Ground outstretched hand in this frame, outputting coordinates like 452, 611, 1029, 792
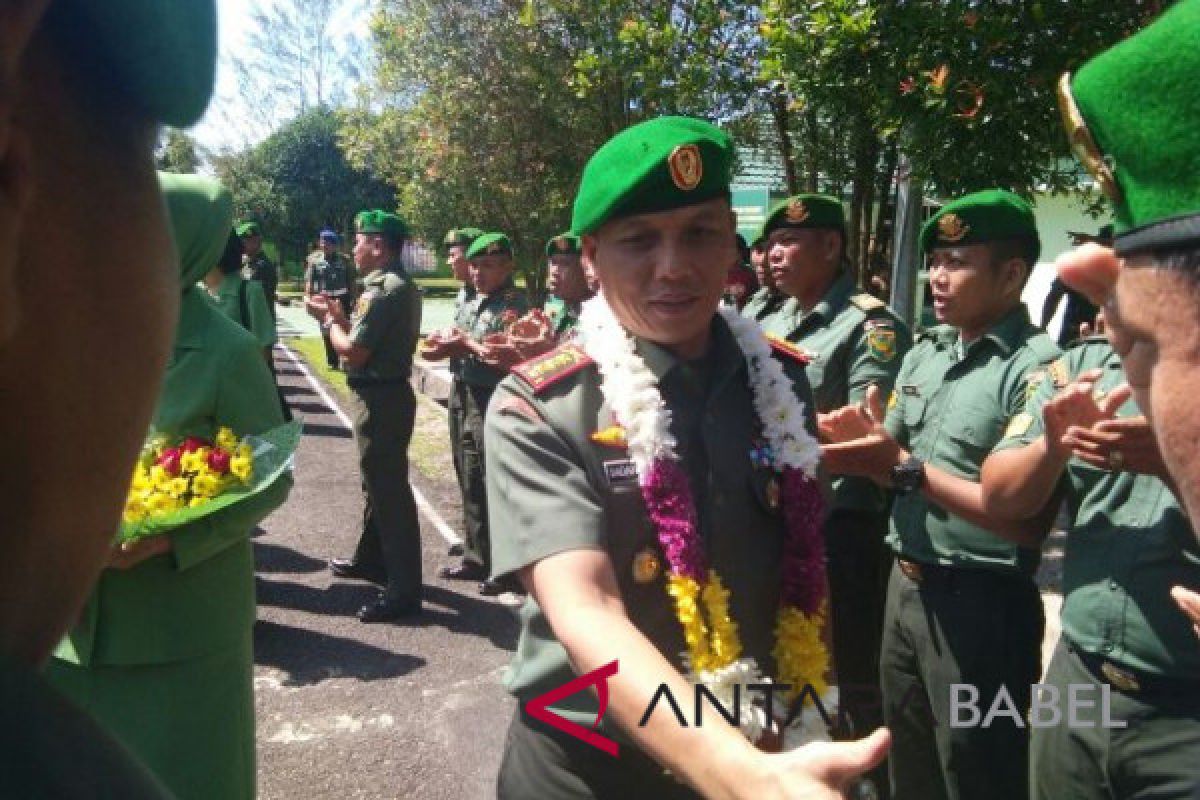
750, 728, 892, 800
820, 386, 902, 484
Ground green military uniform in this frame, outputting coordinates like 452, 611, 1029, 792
308, 250, 355, 368
542, 294, 580, 338
881, 306, 1058, 800
237, 220, 277, 321
742, 286, 787, 323
458, 256, 529, 573
208, 271, 277, 349
48, 174, 291, 800
877, 190, 1059, 800
488, 321, 816, 798
444, 227, 483, 513
764, 275, 911, 759
343, 211, 424, 607
994, 338, 1200, 799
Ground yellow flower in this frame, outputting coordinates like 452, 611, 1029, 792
216, 427, 239, 451
667, 574, 714, 672
163, 476, 190, 499
189, 496, 209, 508
701, 571, 743, 670
773, 604, 830, 700
131, 465, 152, 493
146, 493, 180, 515
123, 498, 147, 524
180, 446, 211, 475
191, 472, 223, 499
230, 451, 253, 483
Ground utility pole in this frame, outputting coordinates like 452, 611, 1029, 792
889, 153, 923, 329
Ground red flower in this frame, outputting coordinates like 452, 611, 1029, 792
207, 448, 232, 475
156, 448, 182, 476
899, 76, 917, 95
181, 436, 211, 453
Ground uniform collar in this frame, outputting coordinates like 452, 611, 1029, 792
635, 314, 742, 388
809, 271, 855, 321
965, 304, 1032, 357
479, 276, 517, 305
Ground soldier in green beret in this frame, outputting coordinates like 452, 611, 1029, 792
425, 226, 483, 557
486, 116, 889, 799
541, 232, 592, 337
311, 210, 424, 621
237, 220, 278, 321
821, 189, 1060, 800
759, 193, 911, 772
49, 174, 293, 800
0, 1, 217, 795
430, 232, 529, 594
979, 333, 1200, 800
742, 227, 787, 323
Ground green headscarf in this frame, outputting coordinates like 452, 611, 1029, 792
158, 172, 234, 288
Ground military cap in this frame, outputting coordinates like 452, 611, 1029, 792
356, 210, 409, 239
920, 189, 1040, 262
467, 233, 513, 260
67, 0, 217, 127
762, 194, 846, 238
1058, 0, 1200, 256
571, 116, 734, 235
545, 233, 581, 257
444, 227, 483, 248
235, 221, 261, 237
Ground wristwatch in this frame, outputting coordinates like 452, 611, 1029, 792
890, 456, 925, 494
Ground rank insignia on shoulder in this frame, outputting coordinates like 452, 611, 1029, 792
867, 327, 897, 363
590, 425, 628, 449
355, 292, 375, 318
1048, 359, 1070, 389
766, 335, 811, 364
851, 293, 886, 313
511, 343, 594, 393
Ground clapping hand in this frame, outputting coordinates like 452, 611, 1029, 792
508, 310, 556, 360
304, 293, 330, 320
820, 385, 903, 484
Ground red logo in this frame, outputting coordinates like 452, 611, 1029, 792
524, 660, 620, 757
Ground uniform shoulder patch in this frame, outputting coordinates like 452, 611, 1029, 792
1047, 359, 1070, 389
766, 335, 811, 365
866, 325, 898, 363
849, 293, 885, 313
510, 343, 595, 393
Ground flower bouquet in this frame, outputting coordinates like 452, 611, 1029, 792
119, 420, 301, 542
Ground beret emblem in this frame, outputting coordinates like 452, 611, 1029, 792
667, 144, 704, 191
555, 237, 570, 252
1057, 73, 1122, 205
785, 200, 810, 224
937, 213, 970, 243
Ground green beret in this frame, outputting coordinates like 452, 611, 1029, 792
920, 189, 1040, 262
1060, 0, 1200, 256
444, 227, 483, 248
66, 0, 217, 127
545, 233, 581, 257
466, 233, 513, 260
571, 116, 734, 235
761, 194, 845, 239
356, 210, 409, 239
236, 221, 261, 237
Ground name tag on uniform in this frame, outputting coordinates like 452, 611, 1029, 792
901, 384, 921, 397
604, 459, 638, 486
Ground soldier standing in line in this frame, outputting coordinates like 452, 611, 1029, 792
314, 211, 424, 622
821, 190, 1061, 800
306, 228, 355, 369
742, 228, 787, 323
237, 220, 277, 321
430, 233, 529, 595
757, 193, 911, 790
979, 335, 1200, 799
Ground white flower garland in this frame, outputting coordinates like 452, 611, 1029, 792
576, 295, 831, 745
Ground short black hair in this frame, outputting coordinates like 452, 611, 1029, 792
218, 229, 244, 275
988, 235, 1040, 286
1149, 244, 1200, 277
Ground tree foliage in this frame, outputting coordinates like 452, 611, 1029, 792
155, 129, 202, 174
214, 108, 394, 274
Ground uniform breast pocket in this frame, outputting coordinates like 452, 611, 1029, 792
944, 406, 1003, 465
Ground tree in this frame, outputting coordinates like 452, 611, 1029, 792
155, 129, 202, 174
230, 0, 369, 138
214, 108, 395, 276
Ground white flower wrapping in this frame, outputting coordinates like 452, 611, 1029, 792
576, 295, 833, 746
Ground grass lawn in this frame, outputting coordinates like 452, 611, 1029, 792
288, 337, 349, 399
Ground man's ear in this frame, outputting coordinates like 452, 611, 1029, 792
1002, 257, 1029, 300
0, 0, 51, 345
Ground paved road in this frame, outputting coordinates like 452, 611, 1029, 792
254, 343, 517, 800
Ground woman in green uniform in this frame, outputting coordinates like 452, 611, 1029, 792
203, 230, 277, 359
46, 173, 293, 800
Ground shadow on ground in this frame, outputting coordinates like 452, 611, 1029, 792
254, 618, 425, 686
255, 540, 327, 574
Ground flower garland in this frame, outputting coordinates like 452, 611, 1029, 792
577, 295, 834, 747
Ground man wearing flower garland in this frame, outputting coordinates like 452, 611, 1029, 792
429, 232, 529, 595
486, 116, 890, 800
759, 193, 911, 790
821, 190, 1060, 800
0, 0, 217, 795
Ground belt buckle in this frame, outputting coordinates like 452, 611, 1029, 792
898, 559, 923, 583
1100, 661, 1141, 692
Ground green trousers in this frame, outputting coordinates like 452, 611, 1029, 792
880, 559, 1043, 800
448, 377, 467, 498
460, 382, 493, 570
349, 383, 422, 604
1031, 639, 1200, 799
